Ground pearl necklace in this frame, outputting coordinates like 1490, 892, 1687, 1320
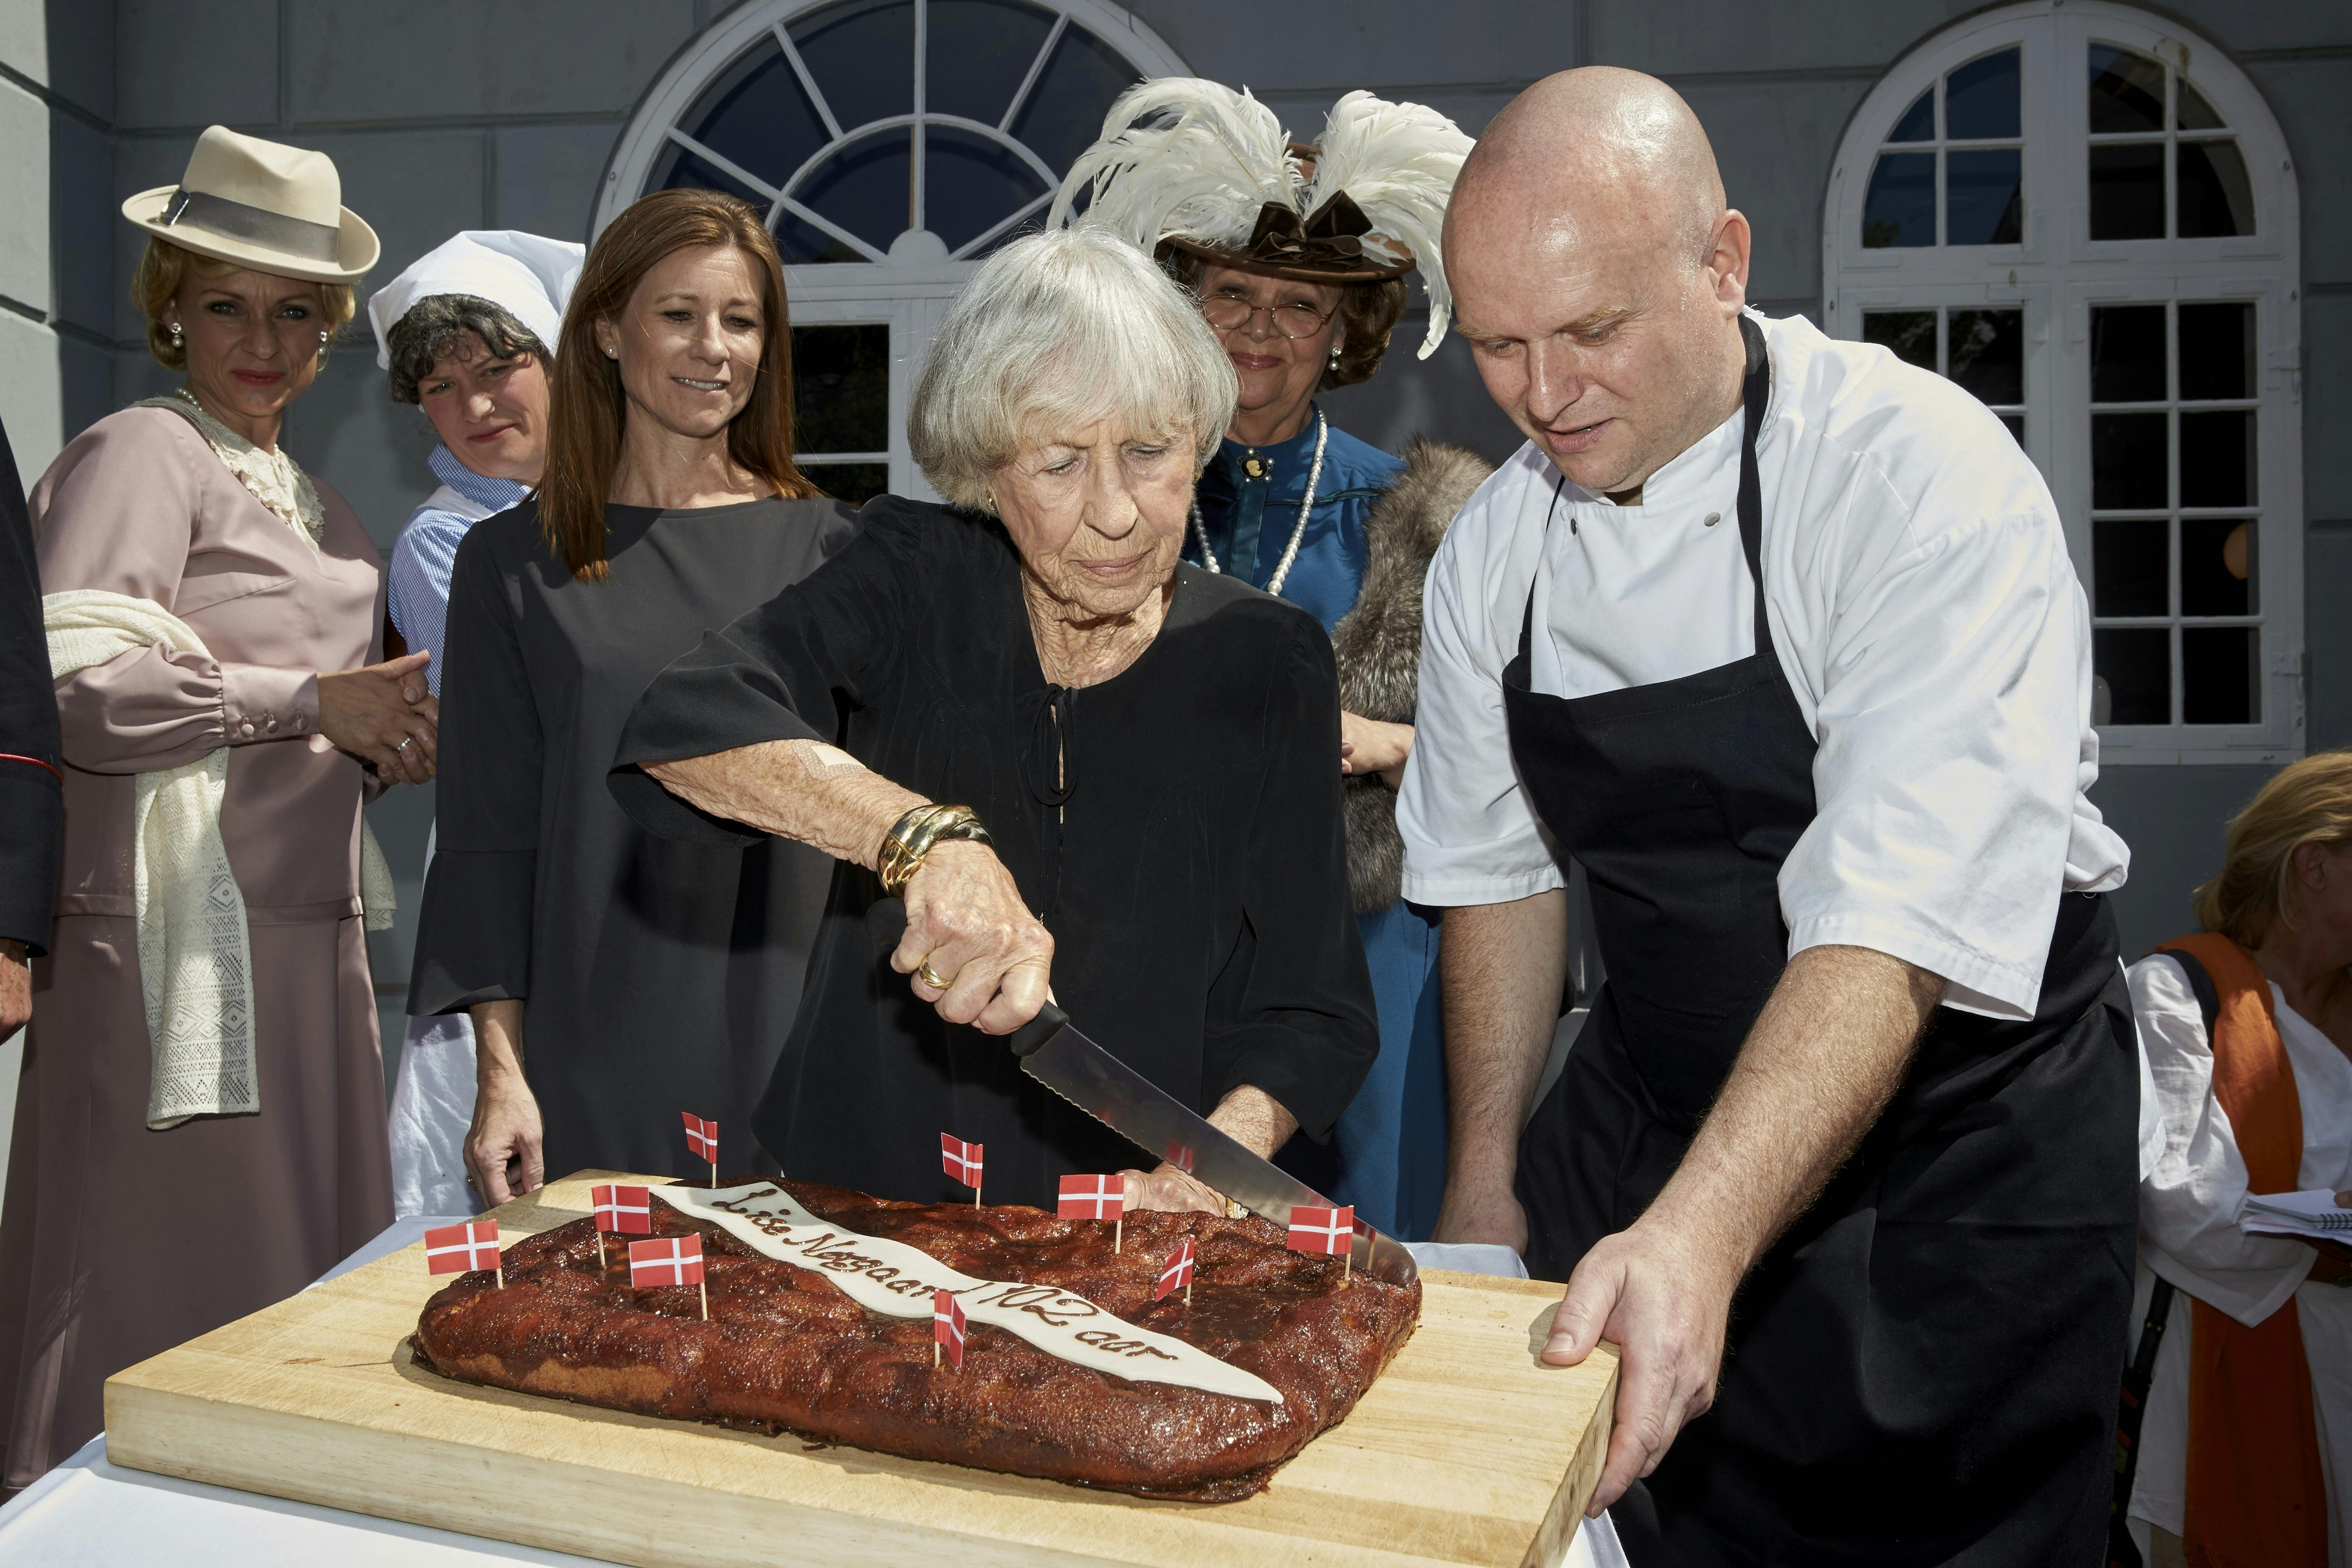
1190, 407, 1329, 600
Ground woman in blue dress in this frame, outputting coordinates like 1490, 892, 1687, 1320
1052, 82, 1490, 1238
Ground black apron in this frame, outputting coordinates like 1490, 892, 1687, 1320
1506, 318, 2139, 1566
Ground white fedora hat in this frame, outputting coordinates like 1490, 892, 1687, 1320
121, 125, 380, 284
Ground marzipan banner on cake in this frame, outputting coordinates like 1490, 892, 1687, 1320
652, 1182, 1283, 1404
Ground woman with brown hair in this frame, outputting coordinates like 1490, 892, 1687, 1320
2123, 749, 2352, 1567
408, 188, 856, 1201
1, 126, 413, 1488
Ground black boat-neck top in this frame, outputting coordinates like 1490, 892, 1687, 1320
611, 495, 1377, 1208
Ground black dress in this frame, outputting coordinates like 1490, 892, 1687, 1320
609, 496, 1378, 1209
411, 495, 858, 1182
0, 416, 61, 956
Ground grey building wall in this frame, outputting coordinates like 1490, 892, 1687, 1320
1, 0, 2345, 1099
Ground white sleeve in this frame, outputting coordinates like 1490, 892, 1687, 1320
2130, 955, 2312, 1328
1396, 501, 1563, 907
1778, 469, 2090, 1018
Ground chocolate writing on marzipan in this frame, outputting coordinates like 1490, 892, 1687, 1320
659, 1180, 1283, 1401
712, 1190, 1181, 1363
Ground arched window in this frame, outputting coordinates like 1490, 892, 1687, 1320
599, 0, 1188, 501
1824, 1, 2303, 764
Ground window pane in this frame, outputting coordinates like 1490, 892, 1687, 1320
2177, 139, 2254, 238
1008, 25, 1142, 179
2176, 79, 2225, 132
2000, 413, 2025, 449
2089, 143, 2165, 240
795, 130, 912, 251
2092, 412, 2169, 509
680, 40, 828, 189
2178, 303, 2254, 402
2094, 628, 2171, 724
2182, 627, 2258, 724
789, 0, 916, 130
791, 324, 889, 454
803, 460, 890, 506
2093, 519, 2169, 616
1862, 152, 1936, 248
655, 141, 774, 206
1887, 87, 1934, 143
1862, 309, 1936, 370
1945, 48, 2021, 139
1946, 149, 2022, 244
1948, 309, 2023, 404
2088, 44, 2166, 134
773, 208, 868, 265
2090, 306, 2166, 403
2180, 518, 2256, 616
925, 125, 1048, 253
926, 0, 1056, 127
2179, 410, 2255, 507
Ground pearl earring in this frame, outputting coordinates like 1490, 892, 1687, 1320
167, 322, 184, 348
318, 329, 329, 345
1328, 342, 1343, 368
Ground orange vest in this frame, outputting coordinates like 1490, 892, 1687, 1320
2157, 933, 2328, 1568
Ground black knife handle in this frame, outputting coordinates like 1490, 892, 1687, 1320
1006, 1000, 1068, 1058
866, 898, 1067, 1056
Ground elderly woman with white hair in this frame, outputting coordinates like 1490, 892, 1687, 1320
610, 226, 1378, 1209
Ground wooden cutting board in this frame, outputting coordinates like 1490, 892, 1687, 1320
105, 1171, 1617, 1568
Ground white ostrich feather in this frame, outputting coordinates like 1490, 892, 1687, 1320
1048, 78, 1302, 254
1307, 91, 1475, 358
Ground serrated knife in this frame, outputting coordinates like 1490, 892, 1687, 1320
1008, 999, 1417, 1287
868, 900, 1416, 1288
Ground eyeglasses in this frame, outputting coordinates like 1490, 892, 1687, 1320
1200, 291, 1336, 340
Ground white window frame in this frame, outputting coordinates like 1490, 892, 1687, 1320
595, 0, 1190, 501
1823, 0, 2304, 764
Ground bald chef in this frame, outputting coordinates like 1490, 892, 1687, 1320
1402, 68, 2162, 1566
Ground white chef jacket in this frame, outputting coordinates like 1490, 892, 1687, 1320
2126, 955, 2352, 1562
1398, 309, 2130, 1023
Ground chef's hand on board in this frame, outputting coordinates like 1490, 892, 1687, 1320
893, 840, 1054, 1035
1540, 1219, 1739, 1516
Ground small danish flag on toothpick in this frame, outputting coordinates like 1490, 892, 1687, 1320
590, 1182, 651, 1268
681, 1112, 718, 1185
1156, 1236, 1197, 1306
628, 1232, 708, 1319
934, 1287, 968, 1368
1288, 1204, 1356, 1282
1057, 1173, 1127, 1251
941, 1133, 984, 1205
425, 1220, 503, 1287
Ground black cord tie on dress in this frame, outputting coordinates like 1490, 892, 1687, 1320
1024, 684, 1078, 807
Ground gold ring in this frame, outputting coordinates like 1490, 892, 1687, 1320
916, 960, 951, 990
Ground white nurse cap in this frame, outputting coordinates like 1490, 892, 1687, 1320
367, 229, 586, 370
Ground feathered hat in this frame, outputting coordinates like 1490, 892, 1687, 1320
1048, 79, 1475, 359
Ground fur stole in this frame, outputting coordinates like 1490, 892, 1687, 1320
1331, 438, 1494, 912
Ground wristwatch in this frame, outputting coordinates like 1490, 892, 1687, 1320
877, 804, 994, 897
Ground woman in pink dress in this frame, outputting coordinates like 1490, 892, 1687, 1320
0, 127, 428, 1490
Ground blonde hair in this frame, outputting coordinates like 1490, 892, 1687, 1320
132, 236, 358, 370
2195, 749, 2352, 946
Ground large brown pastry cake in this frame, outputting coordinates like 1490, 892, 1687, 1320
411, 1178, 1419, 1502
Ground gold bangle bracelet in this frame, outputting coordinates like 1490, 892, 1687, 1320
877, 803, 994, 897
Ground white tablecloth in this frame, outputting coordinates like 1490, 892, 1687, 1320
0, 1221, 1626, 1567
